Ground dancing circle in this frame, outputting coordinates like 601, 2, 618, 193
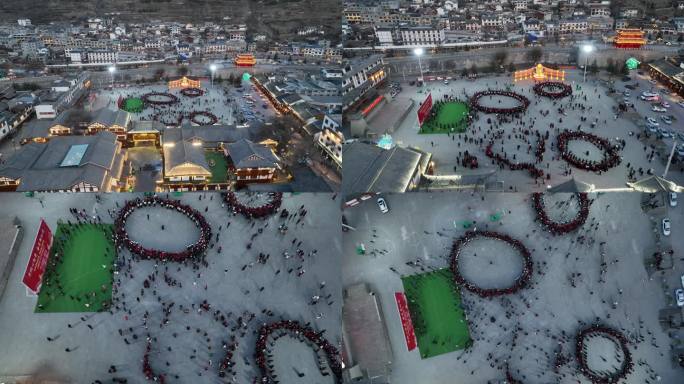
156, 113, 183, 127
556, 130, 621, 173
449, 231, 533, 297
113, 196, 212, 262
189, 110, 219, 125
531, 193, 590, 235
224, 192, 283, 219
470, 90, 530, 115
142, 92, 179, 106
485, 131, 545, 179
533, 81, 572, 99
255, 320, 343, 383
181, 87, 204, 98
575, 325, 633, 384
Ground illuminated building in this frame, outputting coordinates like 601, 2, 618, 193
514, 64, 566, 82
234, 54, 256, 67
613, 29, 646, 49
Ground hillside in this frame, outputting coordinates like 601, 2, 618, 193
0, 0, 340, 43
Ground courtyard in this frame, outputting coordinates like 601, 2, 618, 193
375, 70, 684, 191
342, 191, 684, 383
0, 192, 342, 383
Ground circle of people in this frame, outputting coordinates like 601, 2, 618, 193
532, 192, 591, 235
113, 196, 212, 262
449, 230, 534, 298
575, 325, 633, 384
557, 130, 622, 173
224, 192, 284, 219
533, 81, 573, 100
469, 90, 531, 115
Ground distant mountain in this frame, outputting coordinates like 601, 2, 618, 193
0, 0, 340, 42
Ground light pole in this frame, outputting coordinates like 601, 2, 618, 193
108, 66, 116, 87
582, 44, 594, 83
414, 47, 425, 83
210, 64, 217, 88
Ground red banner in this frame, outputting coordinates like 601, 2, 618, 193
395, 292, 417, 351
22, 219, 53, 293
417, 93, 433, 126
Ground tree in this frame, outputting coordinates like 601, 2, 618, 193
589, 59, 599, 75
176, 66, 189, 77
507, 62, 516, 73
620, 63, 630, 76
493, 50, 508, 69
606, 58, 616, 75
526, 47, 543, 64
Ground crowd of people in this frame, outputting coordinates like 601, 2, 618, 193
143, 341, 166, 383
180, 87, 205, 98
449, 230, 533, 297
575, 325, 633, 384
224, 192, 284, 219
485, 132, 545, 179
113, 196, 212, 262
189, 110, 219, 125
556, 130, 622, 173
531, 193, 591, 235
141, 92, 179, 106
254, 320, 342, 384
469, 90, 530, 115
533, 81, 573, 99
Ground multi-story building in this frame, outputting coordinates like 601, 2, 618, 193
399, 26, 445, 46
342, 54, 387, 109
86, 49, 118, 64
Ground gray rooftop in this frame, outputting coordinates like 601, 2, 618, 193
342, 142, 425, 197
343, 283, 393, 383
226, 139, 280, 169
0, 131, 122, 191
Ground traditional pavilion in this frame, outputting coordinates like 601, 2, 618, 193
234, 54, 256, 67
613, 29, 646, 49
513, 64, 565, 82
168, 76, 201, 89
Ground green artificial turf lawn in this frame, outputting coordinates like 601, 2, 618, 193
205, 151, 229, 183
401, 268, 472, 358
35, 223, 115, 313
123, 98, 144, 113
420, 101, 469, 134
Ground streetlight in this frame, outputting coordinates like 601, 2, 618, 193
414, 47, 425, 83
108, 65, 116, 87
582, 44, 594, 83
210, 64, 217, 88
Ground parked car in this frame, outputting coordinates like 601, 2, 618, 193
652, 106, 667, 112
647, 124, 658, 133
659, 129, 672, 138
670, 192, 678, 207
377, 197, 389, 213
662, 101, 671, 108
646, 117, 659, 126
676, 289, 684, 307
662, 218, 671, 236
661, 115, 673, 124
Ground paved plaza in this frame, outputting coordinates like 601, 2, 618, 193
93, 76, 275, 128
0, 192, 341, 383
380, 70, 684, 191
342, 191, 684, 383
